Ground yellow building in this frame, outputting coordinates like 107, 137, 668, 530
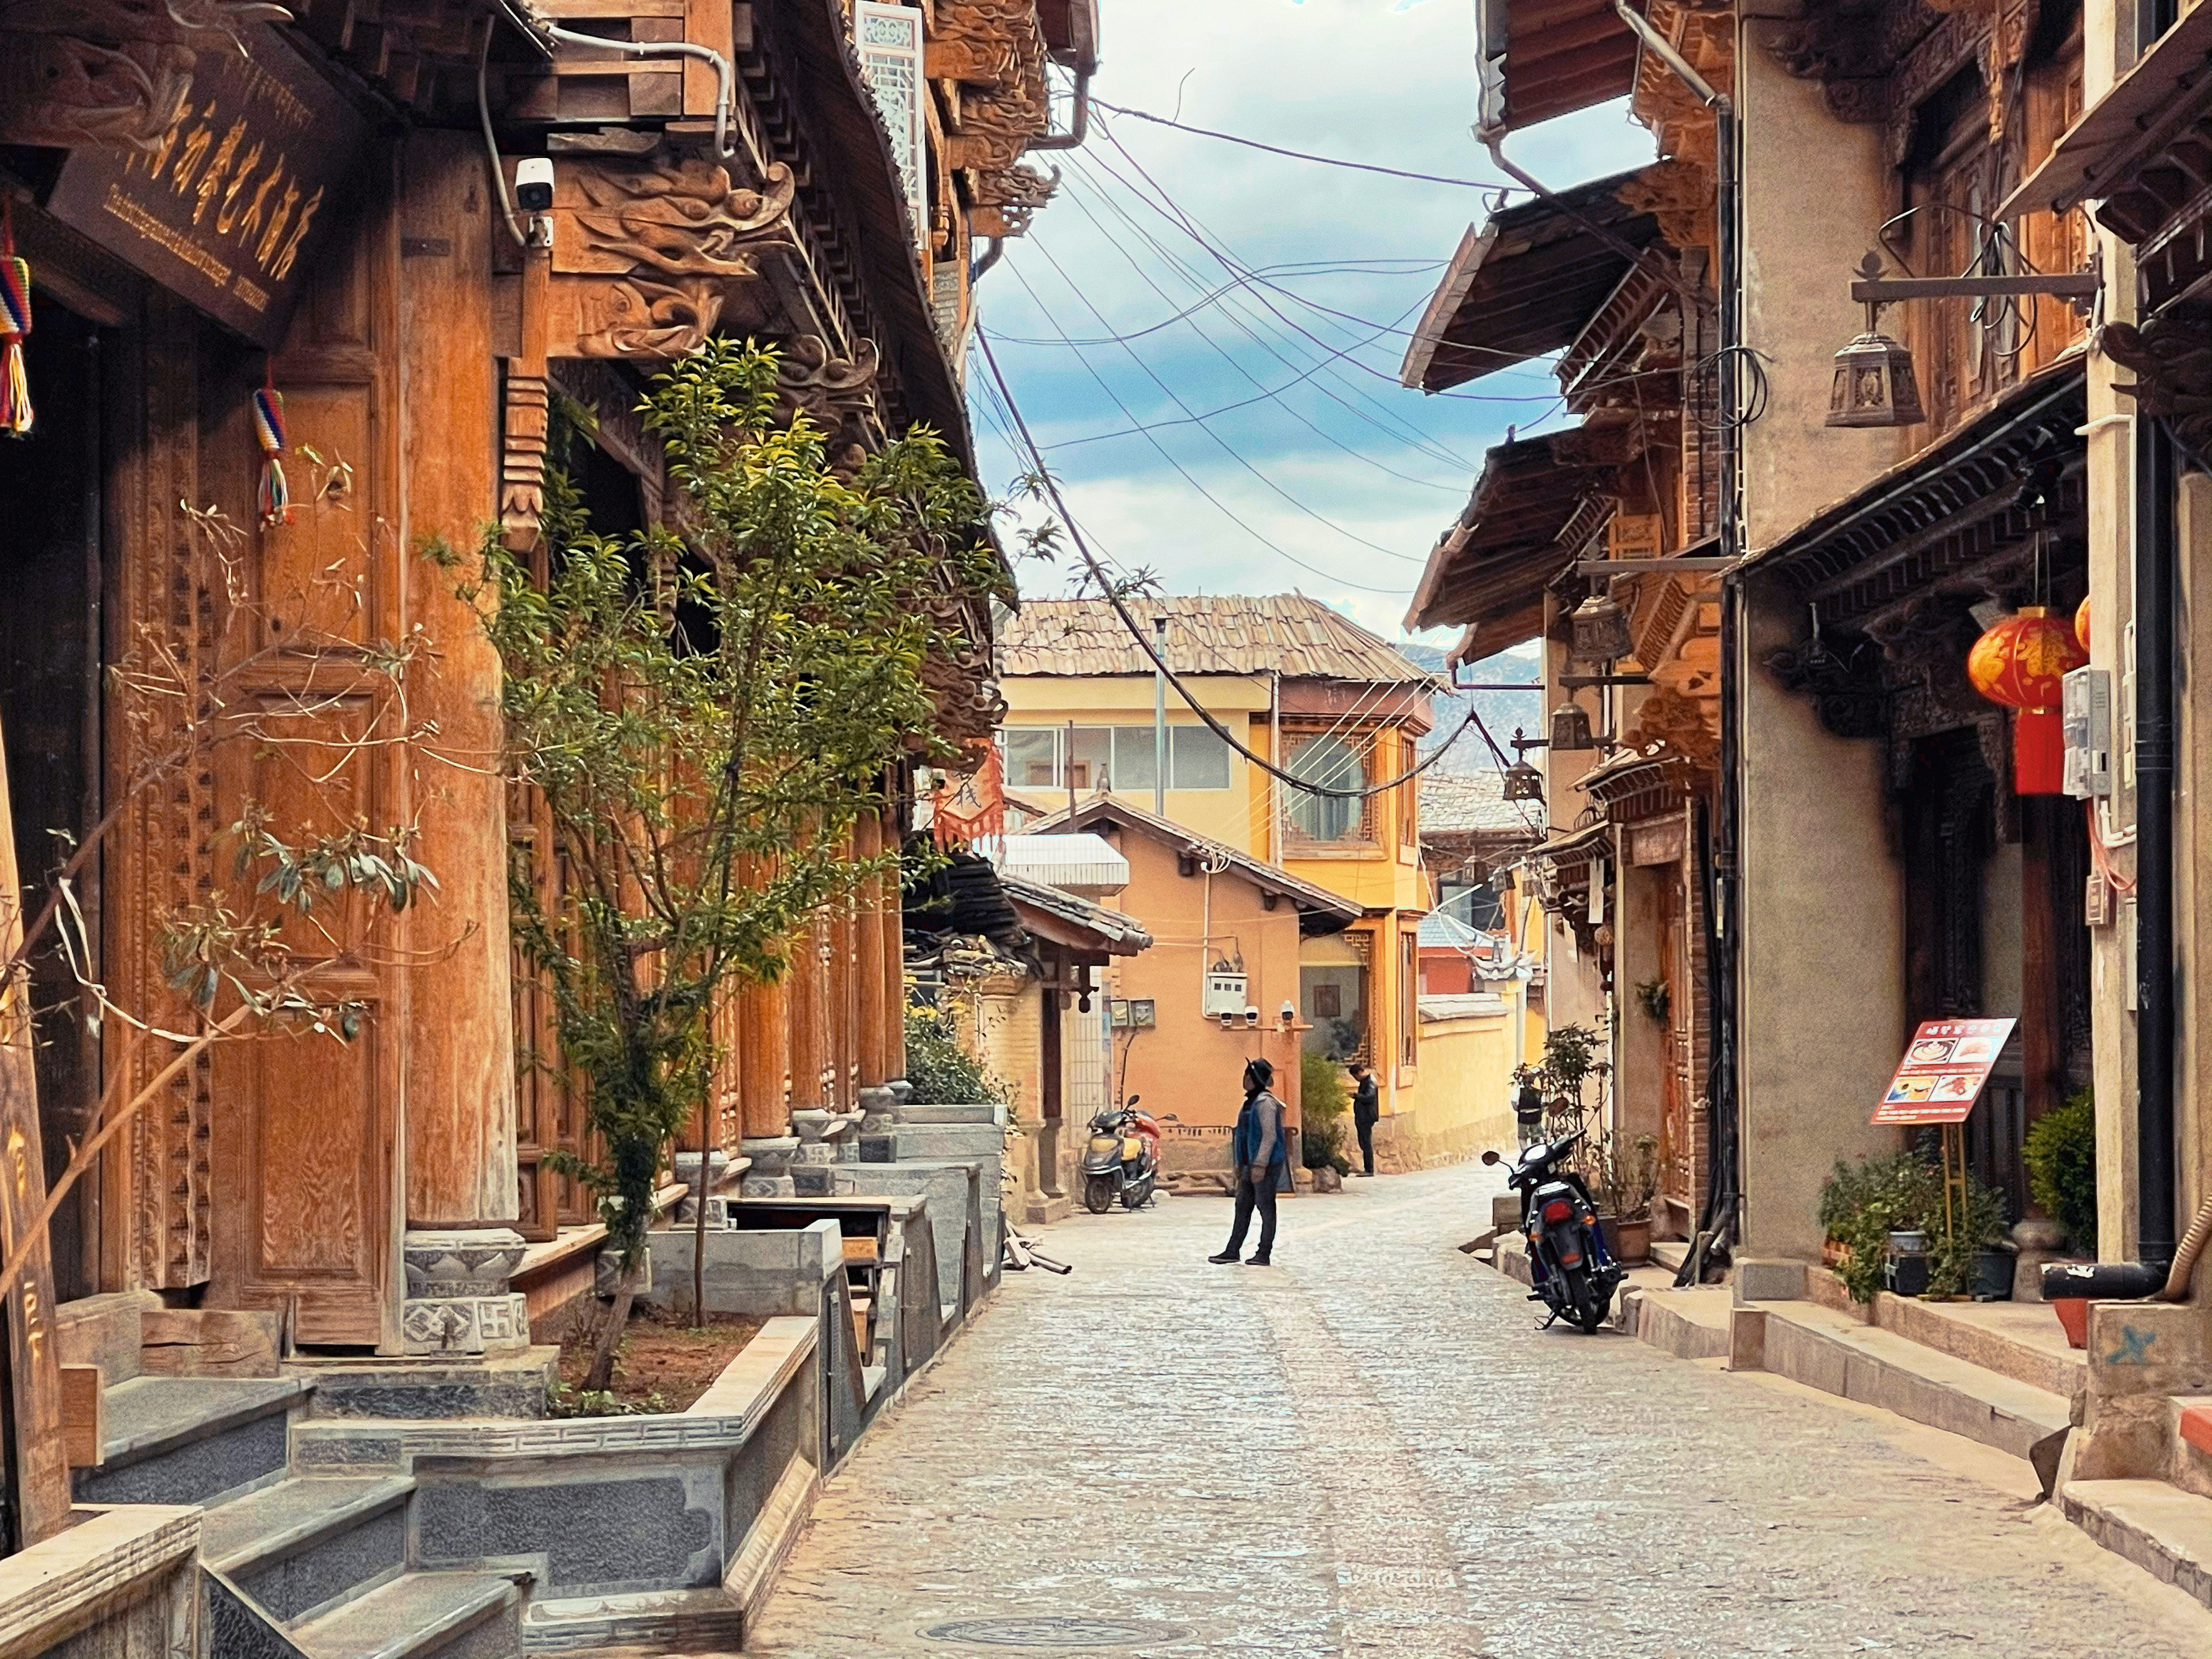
999, 595, 1465, 1170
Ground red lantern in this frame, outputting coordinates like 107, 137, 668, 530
1967, 606, 2089, 794
2073, 594, 2090, 654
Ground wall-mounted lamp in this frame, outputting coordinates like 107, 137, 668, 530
1568, 588, 1634, 665
1827, 251, 2101, 430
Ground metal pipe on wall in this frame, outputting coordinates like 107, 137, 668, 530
2134, 416, 2179, 1268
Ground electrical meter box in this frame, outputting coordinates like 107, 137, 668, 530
2062, 665, 2112, 798
1203, 971, 1249, 1017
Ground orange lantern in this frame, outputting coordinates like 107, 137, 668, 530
1967, 606, 2089, 794
2074, 593, 2091, 654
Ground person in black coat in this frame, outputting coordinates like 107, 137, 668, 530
1349, 1060, 1380, 1177
1209, 1058, 1290, 1267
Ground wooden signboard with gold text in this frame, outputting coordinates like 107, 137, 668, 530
43, 25, 366, 349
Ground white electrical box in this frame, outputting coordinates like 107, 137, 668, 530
2062, 665, 2112, 798
1202, 971, 1248, 1017
1110, 998, 1155, 1029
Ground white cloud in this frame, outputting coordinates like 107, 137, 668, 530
973, 0, 1654, 648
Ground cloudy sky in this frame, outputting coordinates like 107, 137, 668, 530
968, 0, 1656, 648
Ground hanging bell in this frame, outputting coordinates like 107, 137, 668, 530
1549, 702, 1596, 753
1825, 328, 1926, 428
1569, 589, 1634, 665
1502, 759, 1545, 802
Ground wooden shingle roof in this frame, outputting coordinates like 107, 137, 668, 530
1000, 595, 1435, 684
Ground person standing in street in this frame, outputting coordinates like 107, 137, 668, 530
1348, 1060, 1379, 1177
1210, 1057, 1289, 1267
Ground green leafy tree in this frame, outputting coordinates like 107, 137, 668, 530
450, 341, 1000, 1386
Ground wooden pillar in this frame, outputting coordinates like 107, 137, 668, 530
737, 977, 788, 1140
788, 917, 828, 1113
856, 812, 889, 1087
398, 129, 517, 1227
882, 804, 908, 1082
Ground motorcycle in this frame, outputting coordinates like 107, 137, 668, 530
1482, 1130, 1623, 1332
1081, 1096, 1167, 1214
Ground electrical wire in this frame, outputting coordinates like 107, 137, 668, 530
980, 328, 1482, 800
999, 257, 1413, 590
1037, 178, 1467, 494
1092, 98, 1515, 193
1062, 148, 1496, 469
989, 258, 1449, 348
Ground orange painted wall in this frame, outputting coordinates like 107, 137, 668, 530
1091, 826, 1307, 1174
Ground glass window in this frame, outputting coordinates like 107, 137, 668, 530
1171, 724, 1231, 789
1004, 728, 1058, 789
1285, 735, 1366, 841
1067, 726, 1111, 791
1109, 727, 1158, 793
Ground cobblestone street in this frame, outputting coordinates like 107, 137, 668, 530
747, 1164, 2212, 1659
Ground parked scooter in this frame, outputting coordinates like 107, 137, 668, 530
1482, 1130, 1622, 1331
1081, 1096, 1168, 1214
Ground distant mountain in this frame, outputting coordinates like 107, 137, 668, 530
1403, 642, 1542, 776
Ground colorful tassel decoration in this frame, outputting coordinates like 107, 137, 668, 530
252, 383, 292, 527
0, 204, 31, 438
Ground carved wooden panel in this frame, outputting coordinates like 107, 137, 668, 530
207, 146, 402, 1350
103, 290, 217, 1294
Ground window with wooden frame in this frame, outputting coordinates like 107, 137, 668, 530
1281, 728, 1375, 848
1398, 929, 1419, 1070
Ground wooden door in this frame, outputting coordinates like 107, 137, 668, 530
207, 153, 403, 1347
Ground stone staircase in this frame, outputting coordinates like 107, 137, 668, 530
73, 1375, 529, 1658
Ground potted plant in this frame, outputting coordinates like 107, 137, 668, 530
1819, 1151, 1945, 1304
1927, 1172, 2011, 1300
1592, 1131, 1659, 1264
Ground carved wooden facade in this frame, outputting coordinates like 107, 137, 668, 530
0, 0, 1069, 1378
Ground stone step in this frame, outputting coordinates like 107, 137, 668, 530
1618, 1279, 1733, 1362
1866, 1293, 2086, 1401
884, 1124, 1007, 1163
1649, 1239, 1691, 1274
75, 1375, 309, 1506
286, 1350, 560, 1421
895, 1103, 1002, 1126
291, 1571, 525, 1659
1752, 1302, 2071, 1474
201, 1476, 415, 1624
2057, 1479, 2212, 1610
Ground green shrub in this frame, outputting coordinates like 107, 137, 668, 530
2025, 1090, 2097, 1249
903, 1006, 1006, 1105
1299, 1051, 1352, 1174
1820, 1150, 1945, 1304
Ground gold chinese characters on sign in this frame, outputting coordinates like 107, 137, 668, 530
44, 25, 365, 349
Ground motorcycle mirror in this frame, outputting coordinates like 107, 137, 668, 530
1159, 1113, 1178, 1122
1480, 1149, 1501, 1166
1126, 1094, 1141, 1107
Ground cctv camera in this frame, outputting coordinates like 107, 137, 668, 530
515, 156, 555, 213
1243, 1006, 1259, 1028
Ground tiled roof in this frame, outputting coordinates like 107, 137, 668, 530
1031, 796, 1361, 932
1420, 773, 1540, 835
999, 595, 1435, 684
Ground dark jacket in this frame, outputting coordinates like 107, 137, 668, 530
1232, 1090, 1294, 1190
1352, 1073, 1380, 1125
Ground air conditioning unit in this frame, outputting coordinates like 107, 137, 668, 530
1203, 970, 1248, 1017
2062, 665, 2112, 798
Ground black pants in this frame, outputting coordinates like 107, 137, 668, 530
1355, 1115, 1376, 1175
1224, 1169, 1279, 1261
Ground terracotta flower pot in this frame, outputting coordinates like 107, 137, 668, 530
1599, 1214, 1652, 1266
2053, 1297, 2090, 1349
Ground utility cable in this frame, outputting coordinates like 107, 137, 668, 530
999, 258, 1411, 591
979, 328, 1480, 801
1064, 149, 1493, 469
1046, 168, 1466, 491
1093, 98, 1515, 193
